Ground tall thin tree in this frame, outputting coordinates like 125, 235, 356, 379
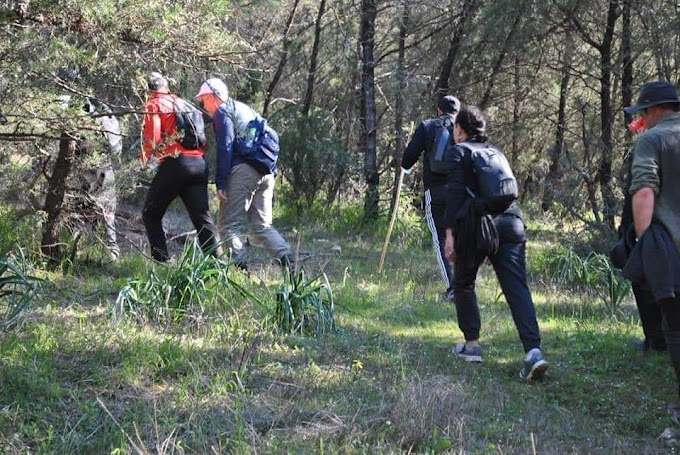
390, 0, 410, 211
360, 0, 379, 221
302, 0, 327, 116
262, 0, 301, 117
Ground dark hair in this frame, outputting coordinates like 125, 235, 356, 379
455, 106, 488, 142
437, 95, 460, 114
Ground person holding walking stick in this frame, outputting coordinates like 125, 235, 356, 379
401, 95, 460, 300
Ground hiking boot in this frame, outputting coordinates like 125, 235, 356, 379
519, 348, 548, 380
453, 343, 482, 362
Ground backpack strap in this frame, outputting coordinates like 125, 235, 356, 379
456, 142, 479, 197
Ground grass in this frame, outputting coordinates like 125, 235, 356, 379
0, 207, 676, 454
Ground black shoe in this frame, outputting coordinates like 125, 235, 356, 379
279, 254, 296, 272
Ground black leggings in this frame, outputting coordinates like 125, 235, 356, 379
142, 155, 220, 261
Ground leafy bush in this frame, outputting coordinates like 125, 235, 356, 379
274, 107, 356, 211
0, 249, 41, 331
275, 268, 336, 337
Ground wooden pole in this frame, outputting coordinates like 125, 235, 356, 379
378, 166, 405, 273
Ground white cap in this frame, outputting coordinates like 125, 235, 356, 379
195, 78, 229, 101
147, 72, 168, 91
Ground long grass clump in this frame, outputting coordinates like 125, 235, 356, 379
0, 248, 41, 331
114, 241, 244, 325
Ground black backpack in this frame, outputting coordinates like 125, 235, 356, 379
460, 142, 518, 213
174, 97, 207, 150
428, 116, 455, 174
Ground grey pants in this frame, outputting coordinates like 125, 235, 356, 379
95, 168, 120, 258
219, 163, 290, 262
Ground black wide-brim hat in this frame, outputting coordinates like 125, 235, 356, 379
624, 80, 680, 114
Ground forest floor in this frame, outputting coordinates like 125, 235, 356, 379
1, 201, 679, 454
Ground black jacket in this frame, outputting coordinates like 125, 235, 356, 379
401, 114, 454, 190
622, 223, 680, 302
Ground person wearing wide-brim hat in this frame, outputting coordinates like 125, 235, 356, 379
625, 80, 680, 405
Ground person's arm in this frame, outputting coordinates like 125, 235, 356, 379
445, 145, 467, 229
445, 227, 455, 262
400, 121, 427, 170
141, 101, 161, 165
632, 187, 655, 239
444, 145, 467, 261
214, 107, 235, 194
629, 134, 659, 239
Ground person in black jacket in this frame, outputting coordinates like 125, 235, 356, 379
401, 95, 460, 300
443, 106, 548, 380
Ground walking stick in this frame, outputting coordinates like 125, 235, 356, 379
378, 167, 406, 273
378, 122, 415, 273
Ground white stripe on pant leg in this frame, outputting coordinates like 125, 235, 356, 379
424, 189, 451, 287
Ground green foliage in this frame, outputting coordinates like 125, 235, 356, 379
275, 107, 355, 211
114, 241, 245, 325
0, 249, 41, 331
275, 268, 336, 337
547, 247, 631, 311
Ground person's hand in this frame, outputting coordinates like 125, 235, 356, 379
445, 233, 455, 262
217, 188, 228, 202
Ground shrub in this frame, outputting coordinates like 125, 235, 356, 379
274, 107, 355, 211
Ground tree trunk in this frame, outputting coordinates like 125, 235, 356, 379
262, 0, 300, 117
433, 0, 481, 98
542, 30, 573, 212
326, 45, 360, 206
390, 0, 410, 212
621, 0, 633, 133
41, 132, 77, 261
360, 0, 379, 222
597, 0, 620, 230
579, 107, 602, 224
511, 53, 521, 166
301, 0, 326, 116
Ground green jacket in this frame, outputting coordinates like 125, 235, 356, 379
630, 112, 680, 249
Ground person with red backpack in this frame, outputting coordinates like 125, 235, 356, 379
141, 72, 221, 262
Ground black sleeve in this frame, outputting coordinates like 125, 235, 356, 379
401, 121, 428, 170
445, 144, 469, 230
